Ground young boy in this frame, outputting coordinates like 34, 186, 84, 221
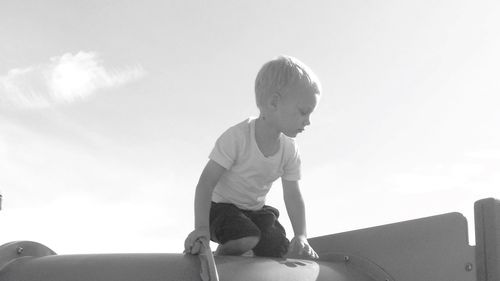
184, 55, 321, 259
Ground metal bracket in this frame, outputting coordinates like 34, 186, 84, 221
0, 241, 56, 271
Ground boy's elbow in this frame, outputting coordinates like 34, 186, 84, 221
196, 175, 218, 193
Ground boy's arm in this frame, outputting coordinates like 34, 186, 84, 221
282, 179, 319, 259
184, 159, 226, 255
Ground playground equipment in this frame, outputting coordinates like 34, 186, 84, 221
0, 198, 498, 281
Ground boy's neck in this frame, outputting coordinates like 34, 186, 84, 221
255, 116, 281, 146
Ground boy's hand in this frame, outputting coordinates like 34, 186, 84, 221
184, 227, 210, 255
286, 235, 319, 259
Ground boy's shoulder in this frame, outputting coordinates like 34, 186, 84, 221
221, 118, 254, 136
233, 118, 254, 129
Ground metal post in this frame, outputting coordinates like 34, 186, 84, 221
475, 198, 500, 281
199, 239, 219, 281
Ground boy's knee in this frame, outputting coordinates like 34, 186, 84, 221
253, 228, 290, 258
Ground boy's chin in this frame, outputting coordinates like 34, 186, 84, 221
283, 131, 299, 138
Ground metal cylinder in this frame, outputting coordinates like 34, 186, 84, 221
0, 241, 379, 281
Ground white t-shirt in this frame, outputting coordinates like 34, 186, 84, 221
209, 118, 301, 210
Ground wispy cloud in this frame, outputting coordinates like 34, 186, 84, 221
0, 51, 146, 108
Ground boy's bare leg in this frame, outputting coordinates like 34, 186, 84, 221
215, 236, 259, 256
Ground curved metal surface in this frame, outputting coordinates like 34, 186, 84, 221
0, 251, 376, 281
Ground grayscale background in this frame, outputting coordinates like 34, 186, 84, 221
1, 0, 499, 254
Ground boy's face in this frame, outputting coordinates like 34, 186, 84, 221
274, 81, 319, 138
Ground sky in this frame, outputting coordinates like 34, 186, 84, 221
1, 0, 499, 255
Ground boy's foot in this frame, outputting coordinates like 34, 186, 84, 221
241, 250, 254, 257
213, 245, 254, 257
214, 244, 222, 256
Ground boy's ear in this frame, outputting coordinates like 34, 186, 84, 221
269, 92, 280, 110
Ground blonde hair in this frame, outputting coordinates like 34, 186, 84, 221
255, 55, 321, 110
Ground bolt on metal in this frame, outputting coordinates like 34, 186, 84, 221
16, 247, 24, 255
465, 262, 473, 272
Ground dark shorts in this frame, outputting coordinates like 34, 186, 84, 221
209, 202, 290, 258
